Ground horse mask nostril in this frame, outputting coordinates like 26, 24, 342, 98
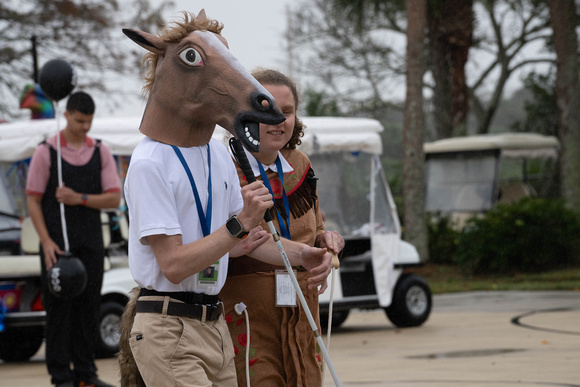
252, 92, 273, 112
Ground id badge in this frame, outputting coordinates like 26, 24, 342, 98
197, 262, 219, 287
275, 269, 297, 307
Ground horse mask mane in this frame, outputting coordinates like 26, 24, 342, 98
122, 10, 284, 152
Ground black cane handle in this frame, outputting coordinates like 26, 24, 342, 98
229, 138, 274, 223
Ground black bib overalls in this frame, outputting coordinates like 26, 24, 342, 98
39, 141, 105, 385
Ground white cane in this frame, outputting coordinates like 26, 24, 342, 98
230, 137, 342, 387
323, 253, 340, 386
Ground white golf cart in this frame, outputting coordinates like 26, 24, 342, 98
0, 115, 431, 361
0, 117, 137, 362
296, 118, 432, 329
424, 133, 560, 227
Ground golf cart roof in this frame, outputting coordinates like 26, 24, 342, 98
423, 133, 560, 159
0, 116, 384, 162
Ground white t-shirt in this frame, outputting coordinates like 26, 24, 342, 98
124, 136, 243, 294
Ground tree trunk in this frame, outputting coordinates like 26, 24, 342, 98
427, 8, 453, 139
548, 0, 580, 211
403, 0, 429, 261
427, 0, 473, 139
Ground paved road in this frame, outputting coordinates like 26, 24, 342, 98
1, 291, 579, 386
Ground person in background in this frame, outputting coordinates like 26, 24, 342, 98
26, 91, 121, 387
221, 68, 345, 386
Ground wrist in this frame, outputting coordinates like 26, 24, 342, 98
235, 212, 252, 231
80, 193, 88, 206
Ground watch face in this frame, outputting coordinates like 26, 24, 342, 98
227, 217, 243, 235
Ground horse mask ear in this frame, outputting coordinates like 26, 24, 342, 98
195, 9, 208, 23
122, 28, 167, 56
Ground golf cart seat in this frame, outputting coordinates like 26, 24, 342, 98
20, 214, 114, 254
20, 215, 113, 271
20, 217, 40, 254
497, 182, 535, 205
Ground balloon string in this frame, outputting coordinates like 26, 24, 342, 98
55, 103, 70, 254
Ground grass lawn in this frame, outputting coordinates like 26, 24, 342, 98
413, 264, 580, 294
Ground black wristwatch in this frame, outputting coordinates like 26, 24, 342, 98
226, 215, 249, 239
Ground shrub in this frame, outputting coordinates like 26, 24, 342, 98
427, 213, 460, 265
454, 198, 580, 275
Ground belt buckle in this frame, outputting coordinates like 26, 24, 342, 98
206, 302, 221, 321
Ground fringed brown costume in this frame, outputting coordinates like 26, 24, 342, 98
117, 288, 145, 387
220, 148, 325, 387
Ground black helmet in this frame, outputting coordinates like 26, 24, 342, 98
47, 254, 88, 299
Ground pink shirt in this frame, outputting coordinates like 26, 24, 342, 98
26, 131, 121, 196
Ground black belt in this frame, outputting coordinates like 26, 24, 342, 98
136, 300, 223, 321
139, 288, 220, 305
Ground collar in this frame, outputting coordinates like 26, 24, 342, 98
59, 130, 94, 148
242, 147, 294, 177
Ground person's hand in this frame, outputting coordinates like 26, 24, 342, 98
316, 230, 344, 255
237, 181, 273, 230
299, 246, 333, 294
55, 183, 81, 206
230, 226, 270, 257
41, 238, 65, 270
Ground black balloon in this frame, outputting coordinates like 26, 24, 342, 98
47, 254, 87, 299
39, 59, 76, 102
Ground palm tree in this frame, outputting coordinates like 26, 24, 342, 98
403, 0, 429, 260
427, 0, 474, 138
547, 0, 580, 212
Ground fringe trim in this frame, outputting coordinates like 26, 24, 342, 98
270, 167, 318, 220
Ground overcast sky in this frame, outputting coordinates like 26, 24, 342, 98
108, 0, 294, 117
174, 1, 293, 71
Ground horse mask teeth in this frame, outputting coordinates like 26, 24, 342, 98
235, 111, 286, 153
239, 122, 260, 152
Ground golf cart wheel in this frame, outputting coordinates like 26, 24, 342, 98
385, 274, 432, 328
320, 310, 350, 331
0, 326, 44, 362
96, 300, 125, 358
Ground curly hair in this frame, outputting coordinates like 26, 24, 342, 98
251, 68, 304, 149
141, 11, 224, 94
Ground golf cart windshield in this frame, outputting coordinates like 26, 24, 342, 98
424, 133, 560, 214
425, 150, 498, 212
310, 151, 397, 238
0, 163, 25, 253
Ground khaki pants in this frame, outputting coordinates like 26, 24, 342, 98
129, 296, 236, 387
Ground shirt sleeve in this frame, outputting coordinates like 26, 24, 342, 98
25, 144, 51, 196
307, 156, 325, 236
126, 157, 182, 245
99, 145, 122, 193
315, 195, 325, 236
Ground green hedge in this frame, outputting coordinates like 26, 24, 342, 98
427, 213, 460, 265
453, 198, 580, 274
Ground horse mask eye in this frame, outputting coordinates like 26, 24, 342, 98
179, 48, 203, 66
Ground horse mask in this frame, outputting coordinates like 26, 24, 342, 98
122, 10, 284, 152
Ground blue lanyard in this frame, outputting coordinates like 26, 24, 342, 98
171, 145, 212, 237
257, 156, 291, 239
